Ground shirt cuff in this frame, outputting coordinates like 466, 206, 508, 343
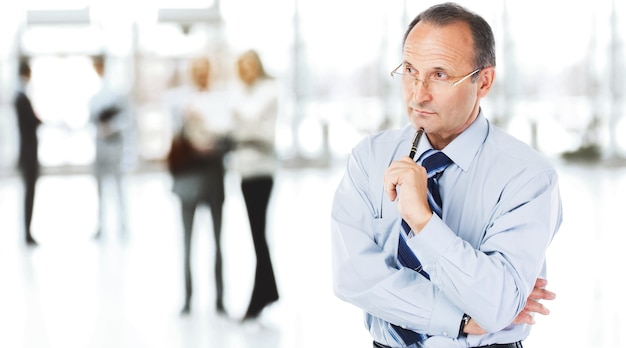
427, 289, 465, 338
406, 212, 434, 239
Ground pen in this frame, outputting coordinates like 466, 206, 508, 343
409, 127, 425, 159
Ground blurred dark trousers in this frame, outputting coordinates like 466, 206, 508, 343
241, 176, 279, 317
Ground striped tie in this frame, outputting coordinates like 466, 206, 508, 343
420, 149, 453, 218
392, 149, 453, 345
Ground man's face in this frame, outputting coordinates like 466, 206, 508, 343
401, 20, 492, 147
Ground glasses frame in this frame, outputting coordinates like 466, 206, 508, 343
390, 63, 481, 89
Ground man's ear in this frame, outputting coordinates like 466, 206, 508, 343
477, 66, 495, 98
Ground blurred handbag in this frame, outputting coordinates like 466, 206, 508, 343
98, 105, 121, 123
166, 133, 197, 175
167, 132, 234, 175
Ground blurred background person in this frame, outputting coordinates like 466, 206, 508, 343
13, 58, 42, 246
231, 49, 280, 321
89, 54, 133, 240
165, 55, 233, 316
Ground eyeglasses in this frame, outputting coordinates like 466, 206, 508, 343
390, 63, 481, 92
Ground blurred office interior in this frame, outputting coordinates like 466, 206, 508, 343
1, 0, 626, 347
1, 0, 626, 170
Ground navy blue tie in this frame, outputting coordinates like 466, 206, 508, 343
421, 149, 453, 217
392, 150, 453, 345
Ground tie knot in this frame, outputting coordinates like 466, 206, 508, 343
420, 150, 452, 177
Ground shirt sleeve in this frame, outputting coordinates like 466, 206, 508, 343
411, 168, 562, 332
331, 140, 463, 338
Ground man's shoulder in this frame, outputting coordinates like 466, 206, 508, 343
485, 125, 556, 173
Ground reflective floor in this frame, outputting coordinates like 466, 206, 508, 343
1, 158, 625, 348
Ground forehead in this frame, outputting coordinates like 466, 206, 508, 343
192, 59, 210, 72
403, 20, 475, 70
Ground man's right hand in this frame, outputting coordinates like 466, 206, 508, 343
512, 278, 555, 325
463, 278, 556, 335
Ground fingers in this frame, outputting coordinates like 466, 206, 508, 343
534, 278, 548, 288
511, 310, 536, 325
512, 278, 556, 327
524, 298, 549, 315
529, 286, 556, 301
384, 178, 398, 201
530, 279, 556, 301
383, 157, 422, 201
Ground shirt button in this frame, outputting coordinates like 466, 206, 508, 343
401, 325, 407, 329
442, 332, 448, 336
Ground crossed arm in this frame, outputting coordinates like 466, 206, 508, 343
464, 278, 556, 335
384, 156, 558, 334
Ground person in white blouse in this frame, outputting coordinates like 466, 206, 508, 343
230, 50, 280, 321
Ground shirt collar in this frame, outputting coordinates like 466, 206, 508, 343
412, 111, 488, 172
442, 111, 489, 172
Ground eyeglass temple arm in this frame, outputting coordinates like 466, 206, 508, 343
390, 63, 403, 77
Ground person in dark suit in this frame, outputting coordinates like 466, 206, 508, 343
13, 58, 42, 246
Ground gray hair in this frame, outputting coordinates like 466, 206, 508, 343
403, 2, 496, 71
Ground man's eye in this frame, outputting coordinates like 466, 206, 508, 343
433, 71, 448, 80
404, 66, 414, 74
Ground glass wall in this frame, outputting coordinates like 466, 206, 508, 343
1, 0, 625, 174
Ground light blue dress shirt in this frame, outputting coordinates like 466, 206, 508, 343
331, 112, 562, 347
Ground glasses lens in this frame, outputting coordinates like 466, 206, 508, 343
392, 66, 431, 90
392, 63, 477, 93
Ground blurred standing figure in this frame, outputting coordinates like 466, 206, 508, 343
165, 56, 232, 315
14, 58, 41, 246
231, 50, 279, 321
89, 55, 132, 239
